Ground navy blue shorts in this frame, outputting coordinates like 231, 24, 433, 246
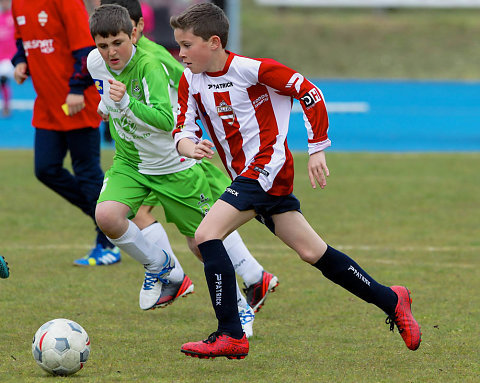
219, 176, 301, 234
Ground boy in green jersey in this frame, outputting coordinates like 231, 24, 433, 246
86, 4, 263, 337
88, 0, 279, 317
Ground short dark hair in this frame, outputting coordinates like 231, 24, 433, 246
100, 0, 142, 25
170, 2, 229, 48
89, 4, 133, 39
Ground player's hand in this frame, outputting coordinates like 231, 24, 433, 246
193, 139, 215, 160
65, 93, 85, 116
108, 79, 126, 102
13, 62, 28, 84
308, 150, 329, 189
97, 108, 109, 121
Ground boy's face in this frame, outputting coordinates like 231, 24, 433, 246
174, 28, 215, 74
94, 31, 134, 71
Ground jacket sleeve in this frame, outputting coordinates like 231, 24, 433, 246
11, 39, 27, 67
69, 46, 96, 95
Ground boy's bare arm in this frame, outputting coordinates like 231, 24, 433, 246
177, 138, 215, 160
308, 151, 329, 189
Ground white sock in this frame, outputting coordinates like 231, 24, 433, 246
236, 281, 248, 309
141, 222, 183, 283
223, 230, 263, 287
107, 220, 170, 273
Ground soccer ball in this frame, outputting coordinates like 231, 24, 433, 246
32, 318, 90, 376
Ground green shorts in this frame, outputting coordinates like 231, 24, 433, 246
142, 159, 231, 205
98, 161, 214, 237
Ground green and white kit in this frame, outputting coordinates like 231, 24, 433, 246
86, 45, 219, 236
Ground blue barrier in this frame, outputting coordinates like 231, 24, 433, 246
1, 78, 479, 151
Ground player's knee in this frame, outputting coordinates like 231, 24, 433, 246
131, 210, 154, 230
95, 204, 120, 235
297, 247, 323, 265
194, 227, 213, 246
34, 163, 58, 185
186, 239, 203, 261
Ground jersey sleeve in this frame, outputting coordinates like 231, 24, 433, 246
257, 58, 331, 154
173, 71, 203, 147
126, 67, 175, 132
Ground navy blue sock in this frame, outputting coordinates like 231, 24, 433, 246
198, 239, 244, 339
314, 245, 397, 315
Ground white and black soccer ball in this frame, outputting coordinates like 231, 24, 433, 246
32, 318, 90, 376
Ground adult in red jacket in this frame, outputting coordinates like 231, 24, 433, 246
11, 0, 120, 265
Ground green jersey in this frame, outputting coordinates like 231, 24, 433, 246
137, 35, 184, 90
87, 46, 195, 175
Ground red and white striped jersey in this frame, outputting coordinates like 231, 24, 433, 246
173, 52, 330, 196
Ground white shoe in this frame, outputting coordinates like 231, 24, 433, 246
238, 304, 255, 338
139, 250, 174, 310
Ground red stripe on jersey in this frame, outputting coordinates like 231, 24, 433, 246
176, 75, 202, 141
270, 140, 294, 195
213, 92, 246, 176
193, 92, 233, 180
244, 84, 276, 179
176, 75, 189, 128
258, 58, 329, 143
244, 83, 294, 195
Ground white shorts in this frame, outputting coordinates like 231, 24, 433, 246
0, 59, 14, 78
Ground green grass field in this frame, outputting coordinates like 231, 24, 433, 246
0, 150, 479, 382
242, 0, 480, 79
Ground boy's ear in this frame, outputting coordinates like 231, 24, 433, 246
209, 35, 222, 50
136, 17, 145, 34
131, 26, 138, 44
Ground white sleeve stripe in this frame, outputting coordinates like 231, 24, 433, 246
142, 77, 152, 107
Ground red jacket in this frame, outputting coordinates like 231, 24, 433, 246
12, 0, 100, 130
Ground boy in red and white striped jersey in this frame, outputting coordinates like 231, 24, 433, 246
171, 2, 421, 359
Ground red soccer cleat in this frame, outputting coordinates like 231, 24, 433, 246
243, 271, 279, 313
154, 274, 194, 309
386, 286, 422, 351
181, 332, 249, 359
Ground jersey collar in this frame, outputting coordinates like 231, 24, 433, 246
205, 51, 234, 77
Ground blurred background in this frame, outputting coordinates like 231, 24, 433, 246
1, 0, 480, 151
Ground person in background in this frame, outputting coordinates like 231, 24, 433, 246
140, 1, 154, 39
0, 255, 9, 278
11, 0, 120, 265
0, 0, 15, 117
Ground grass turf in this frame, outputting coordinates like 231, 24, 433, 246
0, 150, 479, 382
242, 0, 480, 79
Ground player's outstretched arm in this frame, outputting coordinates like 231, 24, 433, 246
177, 138, 215, 160
308, 150, 329, 189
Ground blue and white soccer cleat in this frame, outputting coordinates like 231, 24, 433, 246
73, 244, 121, 266
0, 255, 10, 279
238, 304, 255, 338
139, 250, 176, 310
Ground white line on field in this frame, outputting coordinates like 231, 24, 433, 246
2, 243, 476, 253
1, 99, 370, 114
292, 101, 370, 114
